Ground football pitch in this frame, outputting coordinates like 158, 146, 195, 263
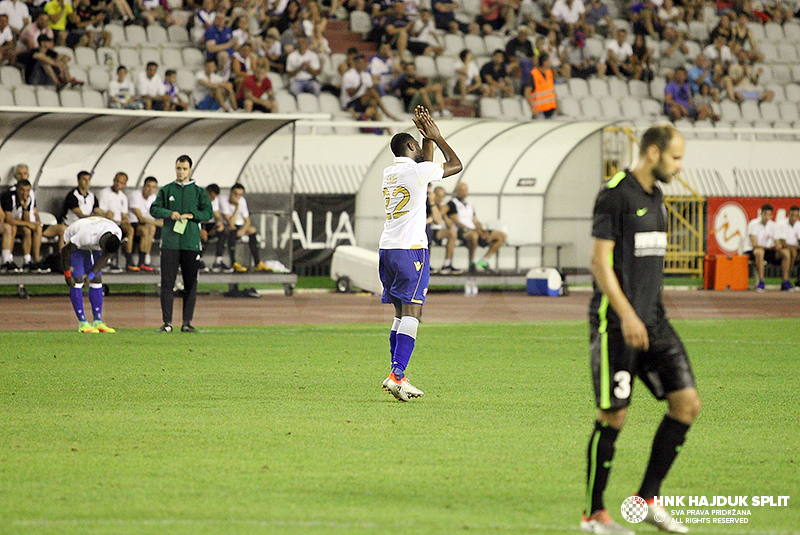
1, 319, 798, 535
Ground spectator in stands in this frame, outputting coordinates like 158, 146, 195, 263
693, 82, 720, 121
137, 0, 169, 27
745, 203, 793, 291
730, 11, 762, 63
17, 12, 52, 58
408, 8, 443, 57
583, 0, 611, 37
657, 0, 683, 26
304, 2, 331, 56
0, 178, 54, 272
43, 0, 72, 46
0, 0, 30, 34
764, 0, 791, 23
431, 0, 461, 33
727, 61, 773, 103
137, 61, 170, 111
329, 0, 366, 19
505, 25, 535, 87
108, 65, 142, 109
369, 41, 402, 95
164, 69, 189, 111
61, 170, 103, 227
0, 14, 16, 65
276, 0, 301, 35
537, 29, 568, 80
605, 28, 641, 80
66, 0, 110, 48
446, 181, 506, 273
128, 175, 161, 272
380, 0, 412, 58
480, 49, 515, 98
550, 0, 585, 36
477, 0, 514, 34
193, 0, 216, 44
262, 27, 285, 72
431, 185, 460, 274
703, 33, 734, 65
525, 52, 558, 118
454, 49, 486, 99
99, 171, 136, 271
658, 26, 689, 78
231, 14, 254, 48
630, 0, 662, 38
664, 66, 696, 120
285, 35, 321, 96
396, 60, 447, 115
200, 183, 231, 273
231, 41, 257, 90
194, 58, 238, 111
219, 183, 270, 273
205, 13, 235, 80
337, 45, 358, 77
239, 57, 277, 112
29, 34, 80, 88
709, 10, 733, 45
630, 32, 653, 81
559, 28, 605, 79
776, 205, 799, 287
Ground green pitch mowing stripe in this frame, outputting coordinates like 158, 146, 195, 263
0, 320, 798, 535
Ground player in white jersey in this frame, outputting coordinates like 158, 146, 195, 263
61, 217, 123, 333
379, 106, 462, 402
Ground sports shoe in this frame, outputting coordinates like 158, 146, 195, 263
107, 264, 124, 274
780, 280, 794, 291
233, 261, 248, 273
158, 323, 173, 333
254, 261, 271, 272
139, 263, 155, 272
92, 320, 116, 333
755, 280, 765, 292
643, 503, 688, 533
78, 322, 99, 333
382, 373, 411, 402
198, 259, 209, 273
403, 378, 424, 397
22, 262, 34, 273
36, 262, 51, 274
3, 261, 21, 273
475, 259, 491, 272
439, 265, 463, 275
126, 264, 140, 272
580, 510, 634, 535
211, 261, 233, 273
181, 323, 197, 332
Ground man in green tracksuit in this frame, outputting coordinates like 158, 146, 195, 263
150, 155, 213, 333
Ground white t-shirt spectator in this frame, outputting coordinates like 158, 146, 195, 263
193, 69, 225, 103
64, 216, 122, 251
108, 76, 137, 105
128, 189, 156, 224
98, 187, 129, 223
0, 0, 30, 31
285, 48, 320, 81
606, 38, 633, 62
551, 0, 585, 24
703, 43, 734, 64
369, 54, 396, 83
744, 217, 776, 252
137, 71, 166, 97
776, 220, 800, 246
455, 57, 480, 86
219, 194, 249, 226
0, 24, 13, 47
411, 17, 438, 46
340, 67, 372, 108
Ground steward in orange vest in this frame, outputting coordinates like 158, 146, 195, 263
526, 53, 558, 118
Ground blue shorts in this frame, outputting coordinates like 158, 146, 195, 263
379, 248, 430, 306
195, 95, 221, 110
70, 250, 102, 279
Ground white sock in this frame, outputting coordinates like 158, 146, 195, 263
2, 250, 12, 263
443, 259, 452, 268
145, 254, 151, 264
398, 316, 419, 339
215, 256, 223, 263
23, 254, 32, 264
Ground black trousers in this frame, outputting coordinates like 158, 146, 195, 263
228, 227, 260, 265
160, 248, 200, 325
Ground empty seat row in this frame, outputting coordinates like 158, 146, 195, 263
54, 45, 205, 72
102, 23, 190, 48
0, 85, 105, 108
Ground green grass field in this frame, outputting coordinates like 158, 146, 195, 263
1, 319, 799, 535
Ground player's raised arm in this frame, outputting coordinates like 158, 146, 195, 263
413, 106, 462, 177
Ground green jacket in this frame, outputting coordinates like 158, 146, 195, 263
150, 180, 213, 251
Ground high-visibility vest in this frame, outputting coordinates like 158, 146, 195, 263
528, 68, 557, 113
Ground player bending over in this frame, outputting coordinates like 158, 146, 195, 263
61, 216, 122, 333
379, 106, 462, 401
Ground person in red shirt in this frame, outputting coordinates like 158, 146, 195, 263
238, 58, 277, 113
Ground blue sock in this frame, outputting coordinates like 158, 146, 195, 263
70, 285, 86, 323
89, 284, 103, 322
392, 316, 419, 380
389, 317, 401, 363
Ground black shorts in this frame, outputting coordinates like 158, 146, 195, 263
590, 320, 696, 410
457, 227, 489, 248
748, 249, 782, 265
407, 40, 429, 55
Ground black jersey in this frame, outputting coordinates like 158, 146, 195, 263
589, 170, 668, 330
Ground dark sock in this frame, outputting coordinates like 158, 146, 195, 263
638, 415, 690, 500
586, 420, 619, 515
125, 252, 133, 266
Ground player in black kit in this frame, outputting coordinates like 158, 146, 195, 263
581, 125, 701, 535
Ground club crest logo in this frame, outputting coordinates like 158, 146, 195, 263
621, 496, 648, 523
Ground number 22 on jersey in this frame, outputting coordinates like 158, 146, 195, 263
383, 186, 410, 220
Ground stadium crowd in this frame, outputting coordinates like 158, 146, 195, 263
0, 0, 800, 124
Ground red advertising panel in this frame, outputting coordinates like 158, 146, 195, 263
707, 197, 800, 255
